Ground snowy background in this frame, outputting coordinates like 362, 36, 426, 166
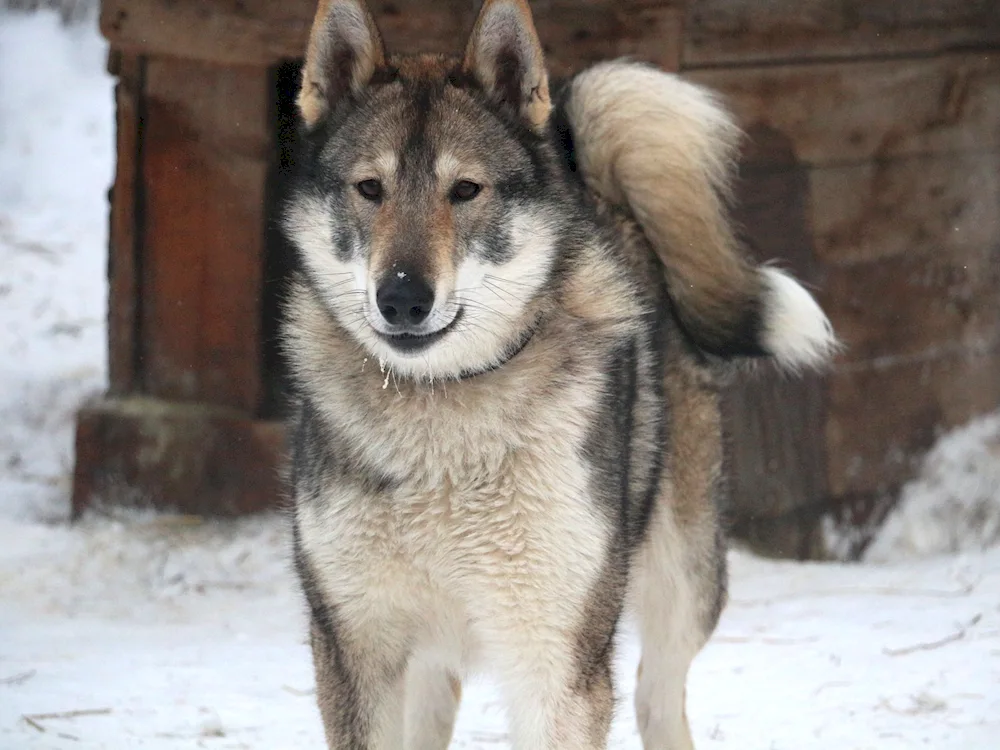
1, 8, 999, 749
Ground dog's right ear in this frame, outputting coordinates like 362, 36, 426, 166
297, 0, 386, 129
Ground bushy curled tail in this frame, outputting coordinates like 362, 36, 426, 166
562, 61, 837, 371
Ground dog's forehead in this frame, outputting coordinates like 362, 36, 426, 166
336, 100, 470, 178
328, 61, 530, 176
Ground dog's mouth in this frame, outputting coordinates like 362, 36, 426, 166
376, 307, 464, 354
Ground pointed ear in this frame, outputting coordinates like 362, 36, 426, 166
297, 0, 386, 129
463, 0, 551, 130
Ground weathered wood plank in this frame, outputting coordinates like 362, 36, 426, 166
687, 53, 1000, 167
724, 369, 829, 519
100, 0, 682, 72
100, 0, 476, 65
533, 1, 683, 75
821, 240, 1000, 365
683, 0, 1000, 67
826, 345, 1000, 498
730, 503, 835, 561
734, 487, 900, 562
810, 150, 1000, 265
141, 58, 269, 412
101, 0, 316, 67
72, 397, 286, 517
106, 52, 143, 395
723, 126, 828, 522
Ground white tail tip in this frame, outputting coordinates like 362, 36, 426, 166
760, 268, 839, 371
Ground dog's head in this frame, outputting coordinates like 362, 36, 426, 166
285, 0, 571, 380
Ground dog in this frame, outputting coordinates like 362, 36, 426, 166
280, 1, 837, 747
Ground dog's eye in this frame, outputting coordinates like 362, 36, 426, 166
356, 179, 383, 201
450, 180, 482, 202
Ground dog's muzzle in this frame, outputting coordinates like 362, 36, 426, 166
373, 269, 460, 353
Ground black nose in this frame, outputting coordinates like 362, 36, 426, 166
376, 271, 434, 327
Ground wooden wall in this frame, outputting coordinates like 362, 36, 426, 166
78, 0, 1000, 559
684, 0, 1000, 557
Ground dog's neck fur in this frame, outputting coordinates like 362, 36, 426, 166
283, 231, 644, 481
453, 316, 540, 381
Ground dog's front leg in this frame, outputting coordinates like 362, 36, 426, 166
482, 559, 622, 750
309, 619, 407, 750
494, 624, 616, 749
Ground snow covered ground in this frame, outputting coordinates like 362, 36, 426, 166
3, 511, 998, 750
1, 9, 999, 750
0, 5, 109, 525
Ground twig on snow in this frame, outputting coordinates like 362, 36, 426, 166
21, 707, 113, 733
23, 708, 112, 721
878, 692, 947, 715
813, 680, 851, 696
713, 635, 820, 646
883, 614, 982, 656
731, 581, 979, 608
23, 716, 46, 733
468, 731, 510, 744
1, 669, 36, 686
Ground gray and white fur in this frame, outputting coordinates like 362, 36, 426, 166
281, 1, 837, 748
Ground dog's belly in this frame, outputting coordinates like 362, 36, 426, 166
297, 449, 613, 665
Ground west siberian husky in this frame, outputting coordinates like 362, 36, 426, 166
281, 1, 837, 747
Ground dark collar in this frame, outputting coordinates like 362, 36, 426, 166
456, 323, 539, 381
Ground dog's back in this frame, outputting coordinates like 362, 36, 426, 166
282, 2, 836, 748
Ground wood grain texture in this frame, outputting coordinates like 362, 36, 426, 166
820, 238, 1000, 364
87, 0, 1000, 556
141, 58, 269, 412
683, 0, 1000, 67
827, 345, 1000, 498
810, 150, 1000, 265
532, 0, 683, 75
723, 126, 829, 520
101, 0, 318, 67
106, 52, 143, 395
100, 0, 683, 72
72, 398, 287, 517
687, 53, 1000, 167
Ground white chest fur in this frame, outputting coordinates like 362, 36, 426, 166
296, 370, 614, 665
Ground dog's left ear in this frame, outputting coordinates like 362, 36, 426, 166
297, 0, 386, 129
463, 0, 551, 131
